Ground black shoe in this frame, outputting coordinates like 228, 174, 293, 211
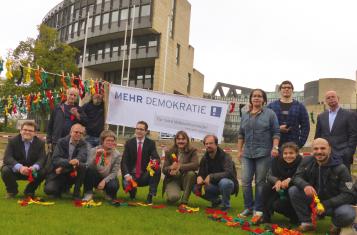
24, 192, 35, 198
220, 206, 230, 212
210, 198, 222, 208
129, 189, 137, 200
146, 194, 153, 205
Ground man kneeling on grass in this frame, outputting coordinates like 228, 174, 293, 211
1, 121, 46, 198
44, 124, 88, 199
289, 138, 355, 234
195, 135, 238, 211
83, 130, 120, 201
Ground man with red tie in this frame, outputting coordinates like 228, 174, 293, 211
121, 121, 161, 204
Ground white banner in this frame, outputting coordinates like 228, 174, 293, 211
107, 85, 228, 142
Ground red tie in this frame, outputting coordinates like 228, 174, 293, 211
135, 141, 142, 178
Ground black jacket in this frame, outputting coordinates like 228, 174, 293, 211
198, 147, 239, 195
266, 155, 302, 185
81, 101, 104, 137
292, 155, 355, 210
120, 137, 159, 176
3, 134, 46, 169
47, 103, 86, 144
51, 135, 88, 171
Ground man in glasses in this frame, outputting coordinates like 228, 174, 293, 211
44, 124, 88, 199
1, 121, 46, 198
121, 120, 161, 204
267, 80, 310, 149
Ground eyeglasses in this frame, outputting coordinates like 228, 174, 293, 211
135, 128, 146, 131
281, 86, 292, 90
73, 131, 84, 135
22, 129, 34, 133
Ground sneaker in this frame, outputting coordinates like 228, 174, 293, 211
251, 211, 263, 225
82, 193, 93, 201
5, 192, 17, 199
239, 208, 253, 217
297, 223, 315, 232
146, 194, 153, 205
329, 224, 341, 235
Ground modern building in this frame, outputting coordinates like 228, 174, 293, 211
42, 0, 204, 97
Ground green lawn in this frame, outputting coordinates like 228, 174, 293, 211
0, 181, 332, 235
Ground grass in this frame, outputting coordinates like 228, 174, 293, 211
0, 180, 332, 235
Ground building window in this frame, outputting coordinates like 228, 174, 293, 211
120, 8, 128, 20
73, 22, 78, 33
130, 6, 139, 19
88, 16, 93, 28
175, 43, 180, 65
103, 13, 109, 24
94, 15, 101, 26
187, 73, 191, 93
96, 0, 102, 6
169, 0, 176, 38
111, 10, 118, 23
141, 4, 150, 17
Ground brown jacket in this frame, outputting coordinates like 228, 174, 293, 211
162, 147, 199, 195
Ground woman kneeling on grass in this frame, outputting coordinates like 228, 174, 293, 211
261, 142, 302, 224
162, 130, 199, 206
83, 130, 120, 201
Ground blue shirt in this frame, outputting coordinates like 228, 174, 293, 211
328, 107, 340, 132
13, 138, 39, 172
238, 107, 280, 158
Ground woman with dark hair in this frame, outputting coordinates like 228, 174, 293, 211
262, 142, 302, 223
162, 131, 199, 206
237, 89, 280, 224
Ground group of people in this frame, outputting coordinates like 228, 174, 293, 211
236, 81, 357, 234
1, 80, 357, 234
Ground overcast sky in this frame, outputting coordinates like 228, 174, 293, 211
1, 0, 357, 92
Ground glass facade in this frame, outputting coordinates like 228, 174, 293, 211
104, 67, 154, 89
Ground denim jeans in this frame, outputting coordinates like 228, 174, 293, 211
202, 178, 234, 208
288, 185, 356, 227
241, 156, 271, 212
85, 135, 100, 148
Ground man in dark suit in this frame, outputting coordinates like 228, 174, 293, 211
315, 90, 357, 170
1, 121, 46, 198
121, 121, 161, 204
44, 123, 88, 199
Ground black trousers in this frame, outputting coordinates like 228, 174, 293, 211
122, 169, 161, 198
44, 165, 85, 197
262, 182, 298, 222
1, 165, 44, 195
83, 167, 119, 199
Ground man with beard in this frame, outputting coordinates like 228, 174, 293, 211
288, 138, 355, 234
82, 93, 105, 147
195, 135, 238, 211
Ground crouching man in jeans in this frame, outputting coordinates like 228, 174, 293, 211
289, 138, 355, 234
195, 134, 238, 211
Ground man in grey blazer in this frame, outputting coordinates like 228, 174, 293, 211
315, 90, 357, 170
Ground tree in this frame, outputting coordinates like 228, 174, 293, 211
1, 24, 79, 131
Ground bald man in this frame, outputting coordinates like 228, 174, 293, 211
315, 90, 357, 170
289, 138, 355, 234
47, 88, 87, 151
44, 124, 88, 199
